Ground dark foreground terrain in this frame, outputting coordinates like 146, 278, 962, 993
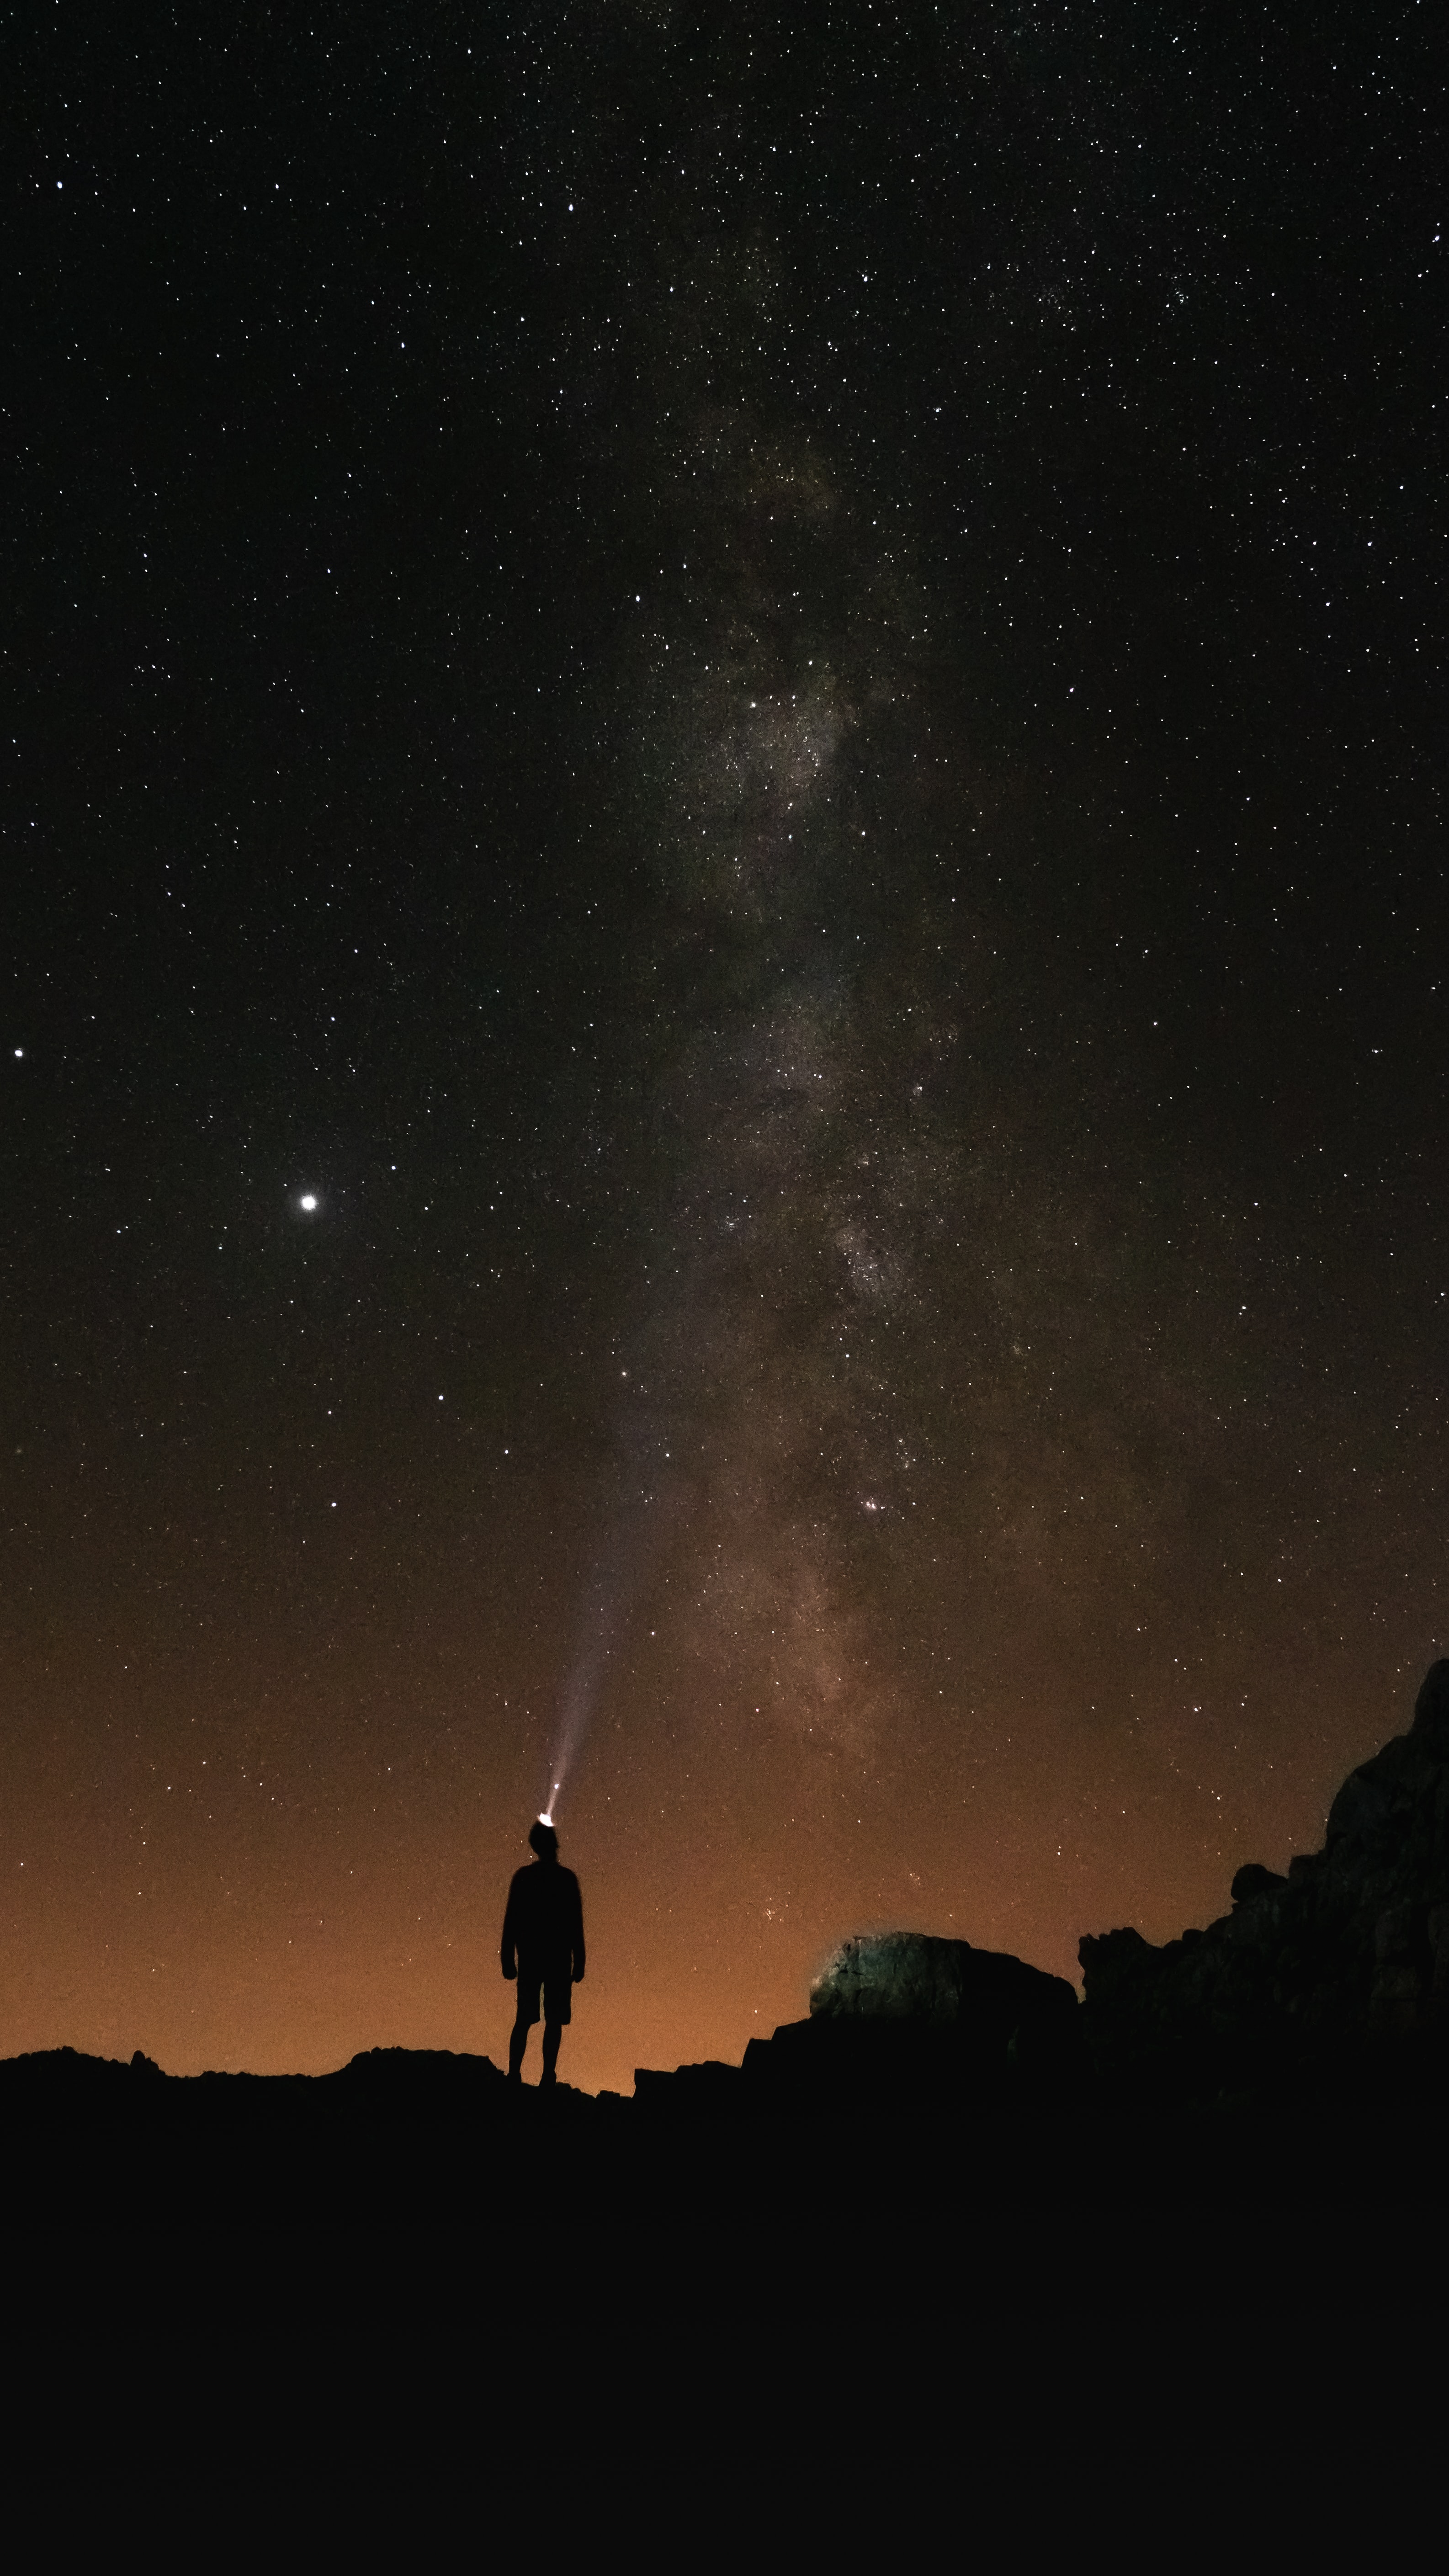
6, 2052, 1449, 2418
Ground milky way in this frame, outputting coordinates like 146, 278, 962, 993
552, 397, 943, 1785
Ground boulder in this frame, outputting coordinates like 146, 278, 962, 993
811, 1930, 1077, 2040
633, 2061, 745, 2115
630, 1937, 1082, 2115
775, 1929, 1080, 2105
1230, 1863, 1287, 1905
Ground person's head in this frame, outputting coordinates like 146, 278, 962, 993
529, 1819, 559, 1861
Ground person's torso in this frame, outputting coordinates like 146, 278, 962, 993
510, 1862, 579, 1958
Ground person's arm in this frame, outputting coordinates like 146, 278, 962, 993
501, 1879, 518, 1979
571, 1877, 585, 1984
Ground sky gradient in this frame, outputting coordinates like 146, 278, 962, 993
6, 3, 1445, 2095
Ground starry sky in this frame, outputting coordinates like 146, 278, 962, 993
6, 3, 1445, 2095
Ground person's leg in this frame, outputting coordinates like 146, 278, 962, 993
511, 1966, 542, 2078
541, 2020, 562, 2084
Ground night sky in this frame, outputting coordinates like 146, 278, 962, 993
7, 4, 1445, 2097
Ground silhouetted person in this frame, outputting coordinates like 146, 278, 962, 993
502, 1819, 585, 2087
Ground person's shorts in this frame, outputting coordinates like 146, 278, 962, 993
515, 1957, 573, 2026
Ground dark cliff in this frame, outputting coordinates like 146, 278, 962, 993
1081, 1659, 1449, 2101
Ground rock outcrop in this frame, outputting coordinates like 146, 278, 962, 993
1080, 1658, 1449, 2101
810, 1929, 1077, 2035
633, 1933, 1082, 2113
